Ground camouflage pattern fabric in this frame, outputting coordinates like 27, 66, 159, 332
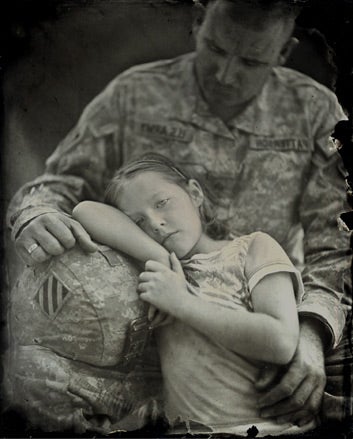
6, 52, 352, 425
5, 245, 162, 433
7, 53, 351, 350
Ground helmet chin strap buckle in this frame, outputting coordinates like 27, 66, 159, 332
121, 316, 152, 365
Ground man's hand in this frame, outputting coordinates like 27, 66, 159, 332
255, 318, 327, 426
15, 212, 98, 265
137, 253, 189, 315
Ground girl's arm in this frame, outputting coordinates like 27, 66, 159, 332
72, 201, 169, 266
140, 235, 300, 365
173, 270, 299, 365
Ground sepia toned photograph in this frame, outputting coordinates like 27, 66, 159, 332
1, 0, 353, 437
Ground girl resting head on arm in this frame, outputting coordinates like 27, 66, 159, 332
73, 153, 307, 436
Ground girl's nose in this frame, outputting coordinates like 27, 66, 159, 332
149, 214, 166, 233
153, 221, 166, 233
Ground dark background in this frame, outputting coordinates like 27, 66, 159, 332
1, 0, 353, 436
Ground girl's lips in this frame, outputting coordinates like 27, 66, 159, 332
161, 231, 178, 246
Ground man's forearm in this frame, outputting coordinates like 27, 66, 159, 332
8, 174, 91, 240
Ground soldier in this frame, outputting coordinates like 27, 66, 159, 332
5, 245, 162, 433
7, 0, 352, 431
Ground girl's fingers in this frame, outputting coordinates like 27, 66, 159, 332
139, 292, 151, 303
154, 313, 174, 328
150, 312, 173, 329
148, 305, 158, 322
139, 272, 153, 282
169, 252, 183, 273
137, 281, 148, 293
149, 310, 165, 327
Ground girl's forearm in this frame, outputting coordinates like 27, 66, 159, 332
73, 201, 169, 266
173, 294, 297, 365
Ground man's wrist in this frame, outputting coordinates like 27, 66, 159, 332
299, 316, 329, 354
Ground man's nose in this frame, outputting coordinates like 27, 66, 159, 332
215, 55, 240, 85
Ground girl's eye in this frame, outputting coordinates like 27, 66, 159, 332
156, 199, 169, 208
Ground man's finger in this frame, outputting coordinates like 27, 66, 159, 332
169, 252, 183, 273
305, 379, 325, 414
16, 243, 49, 266
17, 243, 51, 265
70, 221, 98, 252
257, 365, 304, 408
255, 365, 281, 391
259, 376, 313, 418
29, 246, 51, 264
30, 232, 65, 256
43, 217, 77, 249
297, 416, 316, 427
16, 213, 79, 261
275, 410, 314, 426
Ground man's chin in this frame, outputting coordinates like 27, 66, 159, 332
205, 90, 252, 106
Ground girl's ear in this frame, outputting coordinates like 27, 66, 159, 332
187, 179, 204, 208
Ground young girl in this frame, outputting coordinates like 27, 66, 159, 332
73, 154, 315, 436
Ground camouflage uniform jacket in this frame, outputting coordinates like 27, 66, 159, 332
8, 52, 351, 349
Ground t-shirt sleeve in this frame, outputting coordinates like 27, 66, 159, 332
245, 232, 304, 304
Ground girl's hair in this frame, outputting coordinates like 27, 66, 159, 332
105, 153, 229, 240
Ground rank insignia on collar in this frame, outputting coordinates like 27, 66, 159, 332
35, 275, 71, 319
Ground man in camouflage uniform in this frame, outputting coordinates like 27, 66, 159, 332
7, 0, 352, 432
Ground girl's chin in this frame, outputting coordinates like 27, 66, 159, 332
179, 248, 197, 260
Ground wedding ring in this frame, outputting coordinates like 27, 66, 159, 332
27, 243, 39, 255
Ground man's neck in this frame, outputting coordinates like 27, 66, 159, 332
211, 102, 250, 124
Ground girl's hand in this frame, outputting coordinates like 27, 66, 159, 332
137, 253, 189, 315
147, 305, 174, 329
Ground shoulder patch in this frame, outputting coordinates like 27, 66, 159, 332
35, 275, 71, 319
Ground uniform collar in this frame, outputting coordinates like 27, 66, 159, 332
177, 54, 235, 139
226, 74, 275, 135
